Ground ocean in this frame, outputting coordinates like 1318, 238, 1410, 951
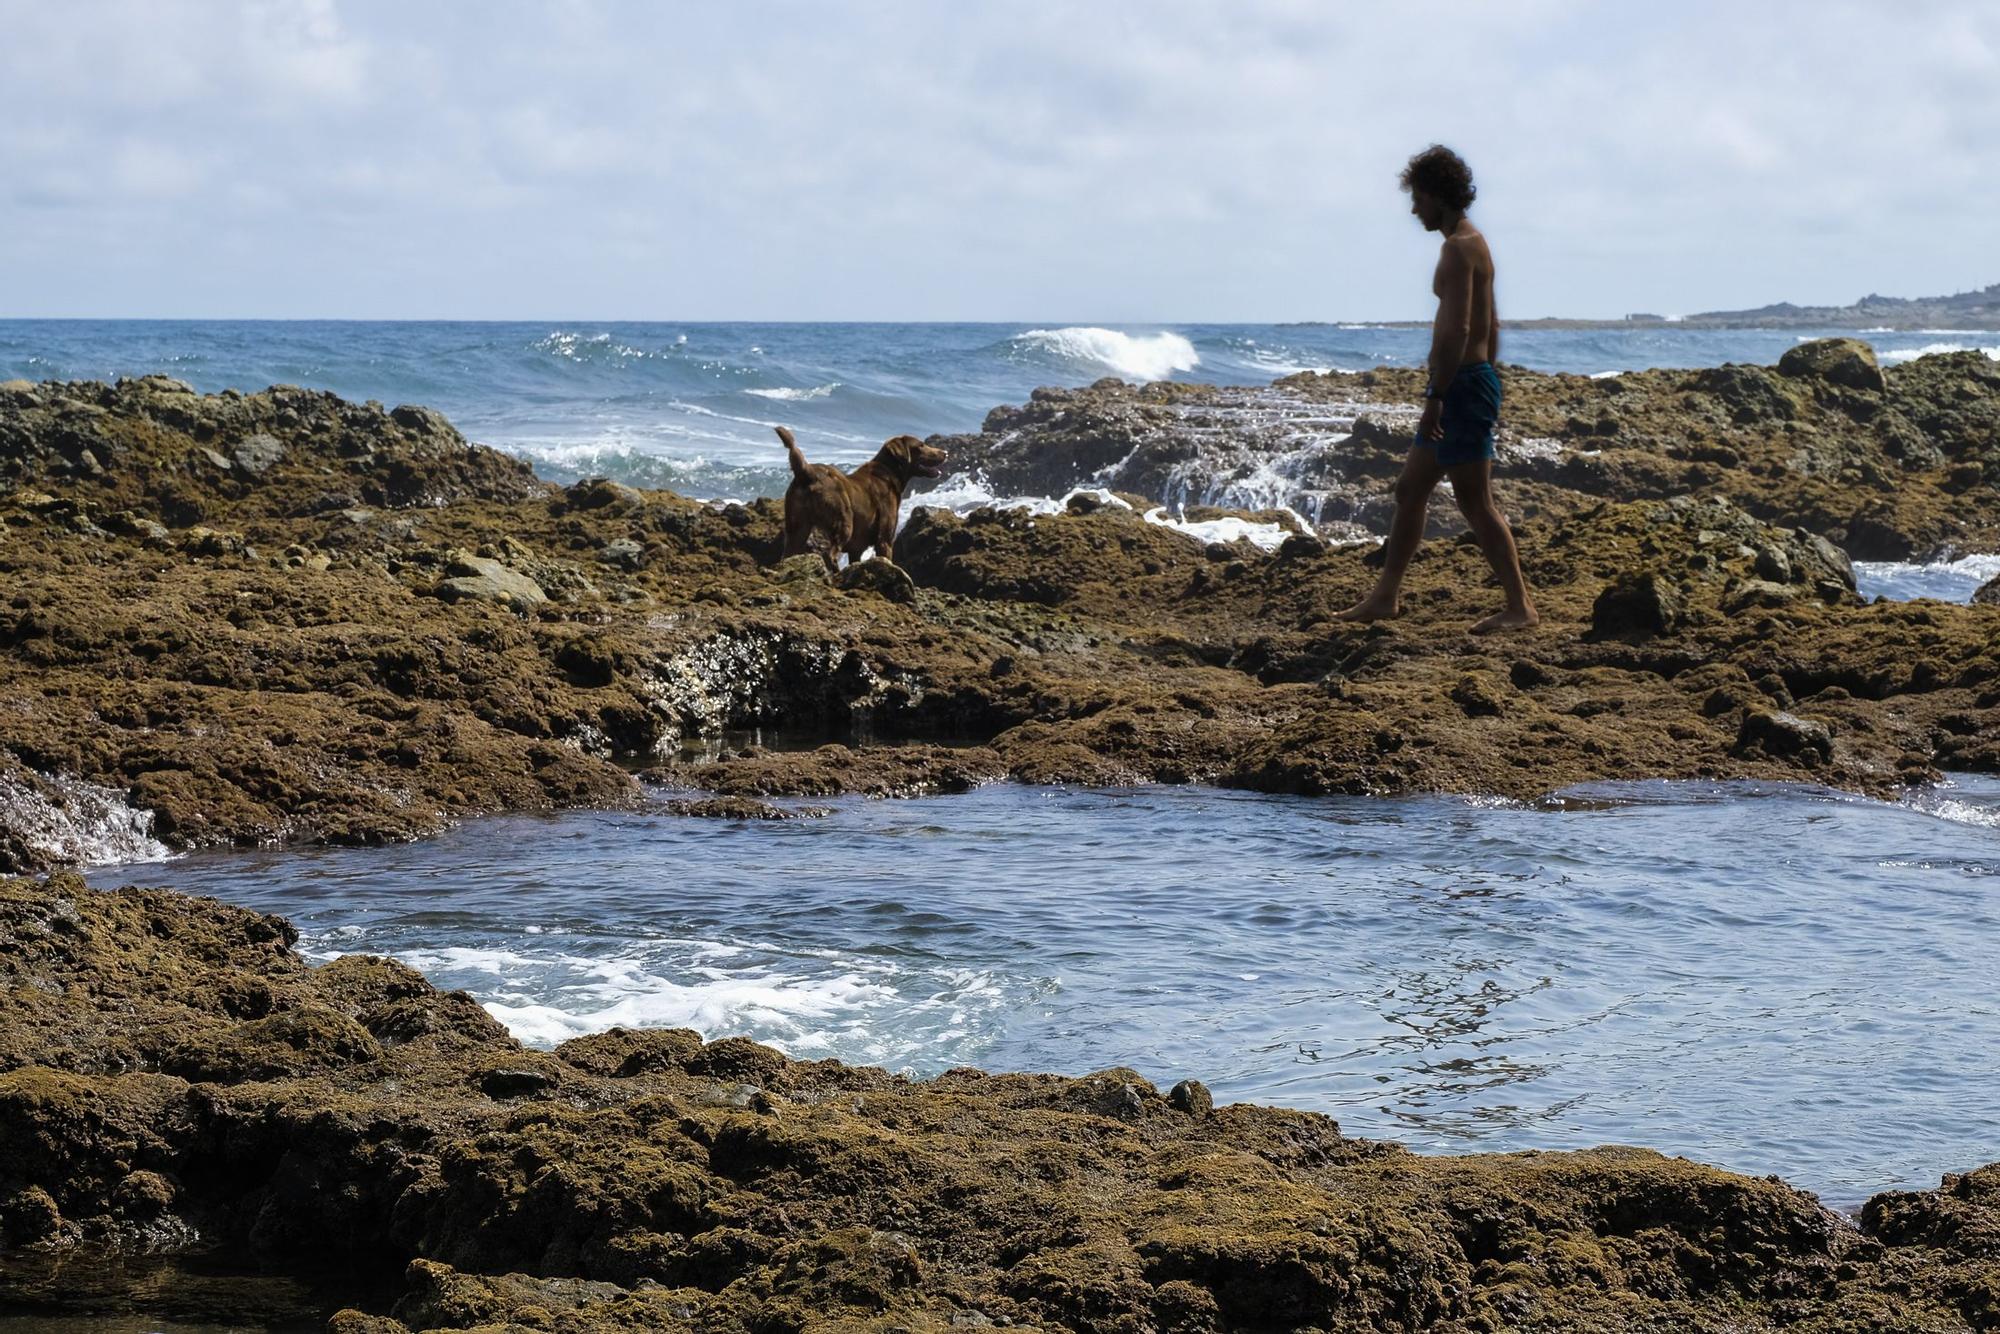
6, 318, 1998, 507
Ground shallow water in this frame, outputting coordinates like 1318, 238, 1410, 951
1854, 554, 2000, 604
90, 775, 2000, 1207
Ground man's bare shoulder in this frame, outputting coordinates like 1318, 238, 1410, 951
1443, 227, 1493, 271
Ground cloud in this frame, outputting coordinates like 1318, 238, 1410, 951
0, 0, 1995, 318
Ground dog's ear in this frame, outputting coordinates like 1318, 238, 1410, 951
883, 436, 914, 464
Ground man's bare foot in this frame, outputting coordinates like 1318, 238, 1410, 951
1470, 606, 1540, 634
1334, 595, 1401, 623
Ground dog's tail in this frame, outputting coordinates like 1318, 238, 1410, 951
774, 426, 809, 479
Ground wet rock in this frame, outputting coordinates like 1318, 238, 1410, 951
563, 477, 646, 513
1590, 569, 1685, 637
111, 1169, 175, 1218
433, 554, 548, 612
836, 556, 918, 603
1780, 337, 1888, 393
594, 537, 645, 570
1976, 574, 2000, 607
1167, 1079, 1213, 1116
1724, 578, 1807, 615
660, 796, 831, 820
1694, 364, 1800, 423
231, 432, 286, 476
390, 404, 454, 437
1734, 709, 1833, 765
476, 1062, 562, 1099
1, 1185, 62, 1245
1754, 545, 1793, 583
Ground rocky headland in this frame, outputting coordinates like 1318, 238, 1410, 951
0, 344, 1997, 1328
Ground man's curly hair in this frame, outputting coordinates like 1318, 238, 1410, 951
1399, 144, 1476, 213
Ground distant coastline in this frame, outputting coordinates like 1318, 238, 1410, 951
1294, 279, 2000, 331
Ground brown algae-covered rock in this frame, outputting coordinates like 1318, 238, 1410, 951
2, 874, 1998, 1331
0, 376, 1997, 871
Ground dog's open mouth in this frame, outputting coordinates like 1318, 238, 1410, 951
914, 454, 947, 479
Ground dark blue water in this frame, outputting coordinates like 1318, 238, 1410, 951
90, 776, 2000, 1206
6, 319, 1995, 498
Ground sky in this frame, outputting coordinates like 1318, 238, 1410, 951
1, 0, 1995, 322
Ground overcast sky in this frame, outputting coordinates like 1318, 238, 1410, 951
2, 0, 1995, 321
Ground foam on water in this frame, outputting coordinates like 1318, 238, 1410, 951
1853, 553, 2000, 602
900, 482, 1302, 552
1010, 327, 1201, 380
1876, 342, 2000, 365
311, 930, 1021, 1069
1901, 778, 2000, 831
0, 770, 170, 867
745, 383, 841, 401
89, 777, 2000, 1203
1141, 506, 1296, 552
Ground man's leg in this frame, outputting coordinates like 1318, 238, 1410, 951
1446, 459, 1539, 632
1336, 445, 1444, 621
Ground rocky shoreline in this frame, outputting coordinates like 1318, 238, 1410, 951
1, 347, 1998, 1328
3, 873, 1998, 1332
1, 343, 1996, 871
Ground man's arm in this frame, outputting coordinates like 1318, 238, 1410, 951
1489, 295, 1501, 365
1427, 242, 1474, 396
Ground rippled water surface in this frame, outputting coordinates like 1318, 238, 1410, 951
90, 776, 2000, 1205
8, 318, 1996, 497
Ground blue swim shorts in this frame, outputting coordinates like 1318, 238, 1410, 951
1415, 360, 1501, 467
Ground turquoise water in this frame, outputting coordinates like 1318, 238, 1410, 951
6, 318, 1994, 498
90, 776, 2000, 1208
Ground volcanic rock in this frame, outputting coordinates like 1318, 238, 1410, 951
0, 377, 1993, 875
1, 875, 1997, 1331
1778, 336, 1888, 393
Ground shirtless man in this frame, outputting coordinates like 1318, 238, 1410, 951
1338, 144, 1537, 633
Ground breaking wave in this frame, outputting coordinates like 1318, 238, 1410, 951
1010, 327, 1201, 381
1853, 553, 2000, 603
1876, 342, 2000, 365
745, 383, 841, 401
0, 769, 170, 867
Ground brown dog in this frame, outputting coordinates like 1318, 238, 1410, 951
775, 426, 947, 572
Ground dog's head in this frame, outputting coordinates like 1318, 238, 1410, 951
875, 434, 948, 482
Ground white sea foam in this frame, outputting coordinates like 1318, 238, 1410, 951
0, 770, 171, 867
745, 383, 841, 401
533, 330, 645, 360
1853, 553, 2000, 603
367, 939, 1010, 1065
1589, 369, 1625, 379
1503, 436, 1567, 462
1875, 343, 2000, 365
906, 481, 1298, 551
1900, 781, 2000, 831
1011, 327, 1200, 381
1142, 506, 1296, 552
